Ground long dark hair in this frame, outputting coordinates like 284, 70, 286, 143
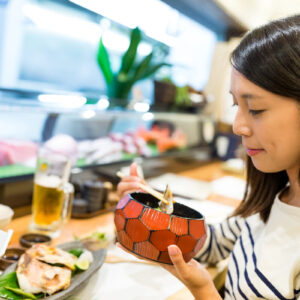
230, 15, 300, 222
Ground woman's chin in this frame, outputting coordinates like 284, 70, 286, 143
251, 159, 282, 173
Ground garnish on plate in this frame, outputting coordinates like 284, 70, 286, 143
74, 229, 115, 251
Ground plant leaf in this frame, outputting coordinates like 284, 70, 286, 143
0, 272, 20, 300
0, 272, 44, 300
97, 37, 113, 85
0, 272, 18, 288
140, 62, 171, 80
90, 232, 106, 241
108, 75, 133, 101
132, 52, 153, 81
4, 287, 37, 300
119, 27, 141, 74
68, 248, 83, 258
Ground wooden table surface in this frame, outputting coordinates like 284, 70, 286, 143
5, 161, 244, 299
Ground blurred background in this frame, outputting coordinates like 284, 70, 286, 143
0, 0, 299, 215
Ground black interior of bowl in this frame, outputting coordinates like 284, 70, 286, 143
131, 192, 203, 219
3, 248, 25, 261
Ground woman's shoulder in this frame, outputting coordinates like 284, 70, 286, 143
273, 193, 300, 218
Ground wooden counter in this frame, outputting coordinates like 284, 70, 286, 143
7, 211, 115, 247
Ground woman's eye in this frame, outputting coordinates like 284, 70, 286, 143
249, 109, 265, 115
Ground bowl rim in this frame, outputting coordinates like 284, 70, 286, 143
0, 204, 14, 221
19, 233, 52, 248
128, 192, 205, 220
1, 247, 25, 262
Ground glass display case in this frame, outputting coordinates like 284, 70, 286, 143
0, 88, 216, 214
0, 88, 216, 182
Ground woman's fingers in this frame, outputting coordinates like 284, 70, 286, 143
117, 180, 146, 197
130, 162, 139, 177
117, 181, 144, 197
116, 163, 147, 197
121, 176, 145, 183
167, 245, 214, 292
168, 245, 190, 279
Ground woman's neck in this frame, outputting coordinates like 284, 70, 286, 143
282, 167, 300, 207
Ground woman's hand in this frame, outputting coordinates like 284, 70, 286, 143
117, 242, 221, 300
164, 245, 222, 300
117, 163, 147, 197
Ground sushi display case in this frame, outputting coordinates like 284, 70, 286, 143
0, 88, 216, 213
0, 89, 216, 182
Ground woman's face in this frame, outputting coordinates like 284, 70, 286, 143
230, 69, 300, 173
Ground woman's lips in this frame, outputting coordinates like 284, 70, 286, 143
246, 148, 264, 156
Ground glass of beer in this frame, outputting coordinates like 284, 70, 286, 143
30, 148, 74, 238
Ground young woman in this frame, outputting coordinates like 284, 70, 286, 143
117, 14, 300, 299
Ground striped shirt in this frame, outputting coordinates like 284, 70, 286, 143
195, 194, 300, 299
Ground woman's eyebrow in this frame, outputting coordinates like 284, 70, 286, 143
229, 91, 262, 100
240, 93, 262, 100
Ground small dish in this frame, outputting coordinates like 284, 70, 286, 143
114, 192, 207, 264
19, 233, 52, 248
0, 247, 25, 270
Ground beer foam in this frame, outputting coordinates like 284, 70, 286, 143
35, 175, 62, 188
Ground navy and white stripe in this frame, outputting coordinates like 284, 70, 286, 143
195, 216, 243, 265
195, 194, 300, 299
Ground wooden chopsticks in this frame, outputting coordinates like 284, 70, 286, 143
116, 171, 169, 204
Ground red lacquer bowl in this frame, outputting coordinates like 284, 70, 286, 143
114, 192, 207, 264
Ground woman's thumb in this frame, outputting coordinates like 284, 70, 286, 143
130, 162, 139, 177
168, 245, 188, 275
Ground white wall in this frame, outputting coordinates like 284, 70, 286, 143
215, 0, 300, 29
204, 38, 240, 124
204, 0, 300, 125
0, 0, 25, 88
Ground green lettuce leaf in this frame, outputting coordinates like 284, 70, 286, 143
3, 287, 36, 300
0, 272, 20, 300
68, 248, 83, 258
0, 272, 44, 300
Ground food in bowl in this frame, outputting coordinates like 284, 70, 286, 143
0, 204, 14, 229
114, 192, 206, 264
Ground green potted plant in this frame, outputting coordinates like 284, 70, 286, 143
153, 77, 176, 111
153, 78, 207, 113
97, 27, 170, 108
174, 85, 207, 113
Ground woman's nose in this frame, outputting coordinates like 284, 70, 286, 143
232, 109, 252, 137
